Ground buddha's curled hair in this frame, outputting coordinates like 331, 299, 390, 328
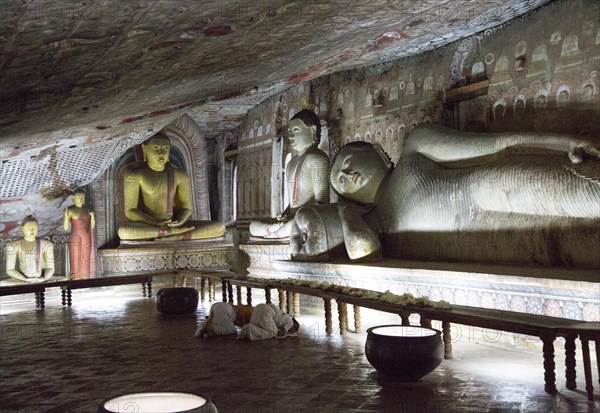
290, 110, 321, 144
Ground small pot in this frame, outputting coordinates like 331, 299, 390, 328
97, 392, 218, 413
365, 325, 443, 382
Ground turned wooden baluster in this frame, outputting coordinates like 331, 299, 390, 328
64, 288, 72, 307
35, 291, 45, 309
246, 287, 253, 306
442, 321, 453, 359
208, 279, 215, 301
345, 305, 350, 332
581, 338, 594, 401
324, 298, 333, 335
221, 279, 229, 302
337, 300, 348, 335
400, 312, 411, 326
564, 335, 577, 390
542, 335, 557, 394
236, 286, 242, 304
264, 288, 271, 304
286, 291, 293, 315
353, 305, 361, 333
293, 292, 300, 317
278, 289, 285, 311
420, 316, 432, 329
200, 277, 206, 301
146, 280, 152, 298
61, 288, 67, 306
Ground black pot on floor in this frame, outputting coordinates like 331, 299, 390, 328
97, 392, 218, 413
156, 288, 199, 315
365, 325, 443, 382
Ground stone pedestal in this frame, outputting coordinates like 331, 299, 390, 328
99, 239, 234, 276
240, 243, 600, 322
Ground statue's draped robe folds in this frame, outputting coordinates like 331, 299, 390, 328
377, 126, 600, 267
68, 210, 95, 278
6, 238, 55, 280
249, 145, 329, 238
287, 146, 331, 212
249, 109, 330, 240
118, 162, 224, 241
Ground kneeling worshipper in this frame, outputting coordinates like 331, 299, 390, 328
237, 303, 300, 341
195, 302, 299, 341
195, 302, 254, 337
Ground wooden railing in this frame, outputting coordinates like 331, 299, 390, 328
0, 270, 237, 308
226, 276, 600, 401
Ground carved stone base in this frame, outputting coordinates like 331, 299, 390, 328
241, 244, 600, 322
99, 240, 234, 276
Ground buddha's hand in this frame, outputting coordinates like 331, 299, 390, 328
155, 219, 173, 227
166, 219, 185, 227
168, 219, 195, 230
276, 213, 288, 222
569, 141, 600, 164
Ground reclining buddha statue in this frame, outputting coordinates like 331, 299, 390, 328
291, 124, 600, 268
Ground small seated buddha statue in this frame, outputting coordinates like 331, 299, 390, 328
5, 216, 55, 283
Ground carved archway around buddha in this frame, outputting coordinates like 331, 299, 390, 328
94, 114, 211, 247
162, 114, 211, 220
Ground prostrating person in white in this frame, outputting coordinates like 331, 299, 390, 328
237, 303, 300, 341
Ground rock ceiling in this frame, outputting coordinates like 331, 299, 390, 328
0, 0, 551, 160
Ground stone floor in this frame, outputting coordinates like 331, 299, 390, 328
0, 282, 598, 413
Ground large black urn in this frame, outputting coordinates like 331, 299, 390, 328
156, 288, 199, 315
365, 325, 443, 382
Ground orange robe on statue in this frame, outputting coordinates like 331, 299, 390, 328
69, 210, 95, 279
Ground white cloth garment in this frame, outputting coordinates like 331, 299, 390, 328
238, 303, 293, 341
202, 302, 238, 336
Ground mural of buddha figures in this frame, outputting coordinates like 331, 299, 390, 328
118, 133, 225, 241
291, 124, 600, 268
249, 109, 330, 239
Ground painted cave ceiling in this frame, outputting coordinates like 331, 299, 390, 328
0, 0, 551, 179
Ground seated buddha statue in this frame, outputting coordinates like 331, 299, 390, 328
249, 109, 330, 239
5, 216, 55, 283
291, 125, 600, 267
117, 133, 225, 241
